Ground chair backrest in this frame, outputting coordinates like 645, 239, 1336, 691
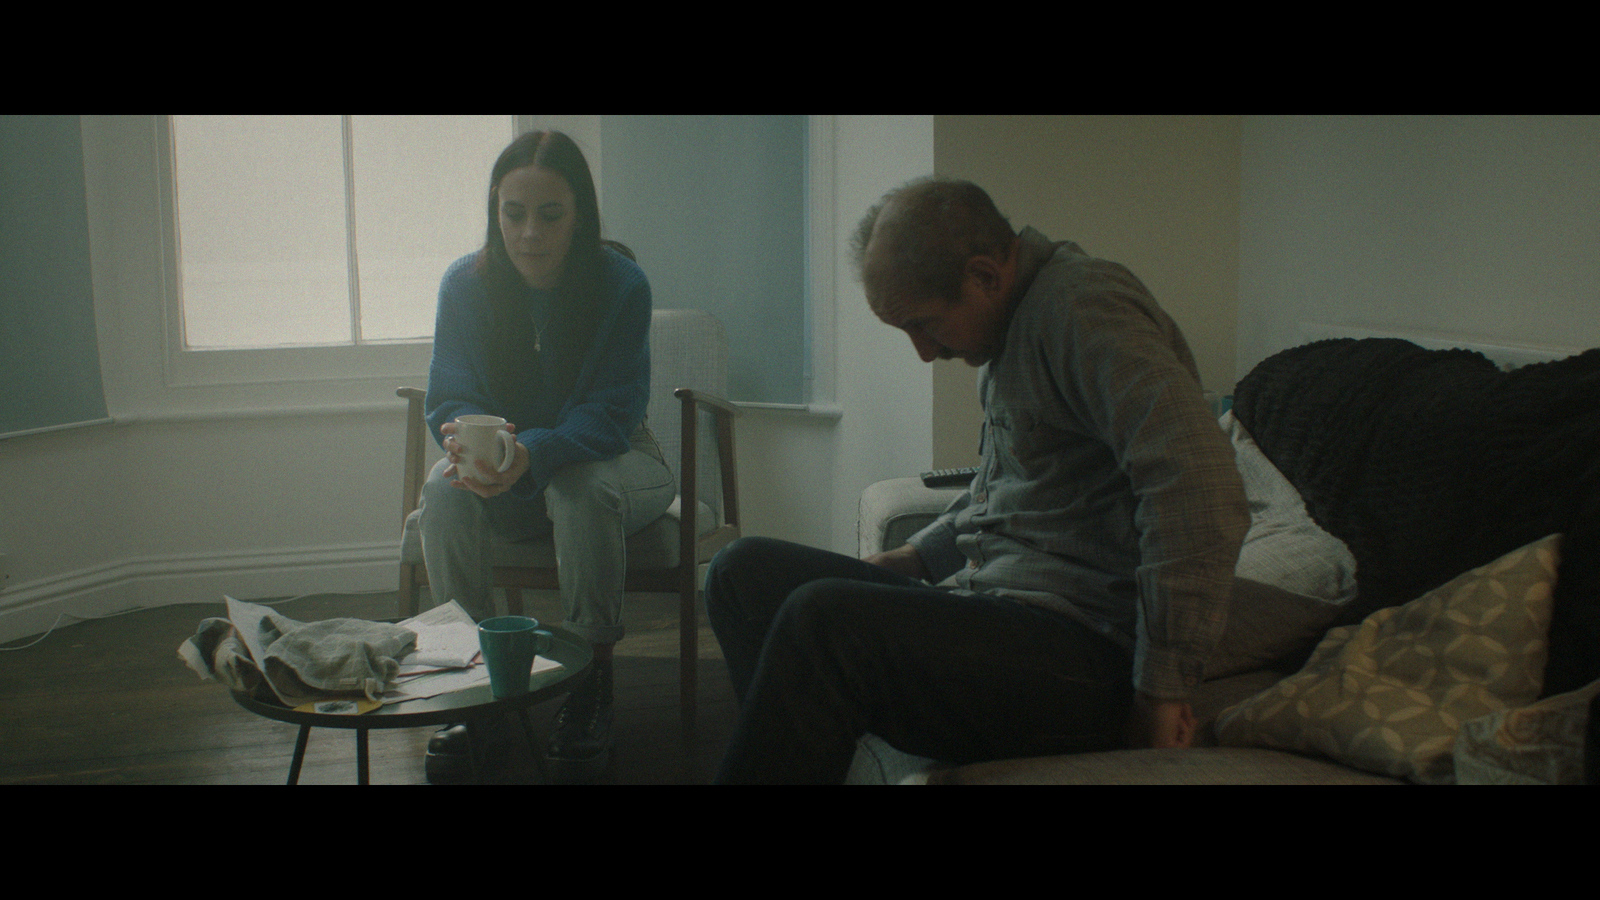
647, 309, 729, 523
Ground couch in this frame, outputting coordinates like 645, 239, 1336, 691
846, 338, 1600, 784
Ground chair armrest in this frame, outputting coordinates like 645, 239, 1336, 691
673, 387, 742, 562
397, 387, 428, 524
673, 387, 740, 418
858, 477, 964, 558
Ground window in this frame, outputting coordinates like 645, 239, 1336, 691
151, 114, 836, 410
169, 115, 513, 350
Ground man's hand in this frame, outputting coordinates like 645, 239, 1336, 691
1126, 693, 1197, 749
862, 543, 931, 582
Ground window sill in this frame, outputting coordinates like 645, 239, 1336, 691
166, 341, 432, 388
734, 401, 844, 420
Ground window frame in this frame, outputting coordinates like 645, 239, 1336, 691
155, 115, 485, 388
102, 114, 838, 415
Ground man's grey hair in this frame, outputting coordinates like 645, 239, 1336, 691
851, 176, 1015, 310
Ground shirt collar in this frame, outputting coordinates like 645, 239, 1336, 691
1012, 226, 1064, 300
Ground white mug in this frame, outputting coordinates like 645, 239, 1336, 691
452, 415, 517, 483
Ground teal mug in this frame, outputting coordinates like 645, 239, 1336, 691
478, 616, 554, 698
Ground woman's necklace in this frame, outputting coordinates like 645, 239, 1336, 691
530, 300, 549, 353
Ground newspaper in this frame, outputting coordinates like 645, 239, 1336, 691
382, 600, 563, 703
187, 597, 561, 707
395, 599, 483, 672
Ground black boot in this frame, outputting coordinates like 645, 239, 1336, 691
424, 724, 474, 785
544, 658, 614, 784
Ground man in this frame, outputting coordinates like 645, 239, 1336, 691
705, 177, 1249, 783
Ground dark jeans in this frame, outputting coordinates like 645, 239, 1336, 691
705, 537, 1134, 784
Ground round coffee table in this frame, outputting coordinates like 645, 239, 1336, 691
230, 625, 592, 784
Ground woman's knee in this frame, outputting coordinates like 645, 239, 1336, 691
544, 461, 622, 515
419, 464, 478, 531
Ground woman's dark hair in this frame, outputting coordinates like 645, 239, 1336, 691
477, 129, 633, 309
474, 130, 634, 393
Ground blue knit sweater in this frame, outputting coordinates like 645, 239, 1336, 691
424, 247, 653, 498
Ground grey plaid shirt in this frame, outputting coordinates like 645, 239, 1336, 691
908, 229, 1248, 701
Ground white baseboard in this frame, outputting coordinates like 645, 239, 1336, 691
0, 542, 401, 644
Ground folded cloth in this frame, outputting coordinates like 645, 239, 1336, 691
179, 606, 417, 706
178, 617, 262, 695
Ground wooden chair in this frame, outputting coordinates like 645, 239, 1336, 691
396, 309, 741, 728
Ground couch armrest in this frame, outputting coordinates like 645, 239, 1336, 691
858, 477, 965, 558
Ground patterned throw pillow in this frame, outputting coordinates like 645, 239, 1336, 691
1453, 678, 1600, 785
1214, 534, 1562, 784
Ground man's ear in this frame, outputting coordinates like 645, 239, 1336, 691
964, 254, 1006, 298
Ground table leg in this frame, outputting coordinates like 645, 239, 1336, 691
288, 725, 310, 786
513, 710, 553, 784
357, 729, 370, 785
516, 709, 537, 757
465, 723, 484, 782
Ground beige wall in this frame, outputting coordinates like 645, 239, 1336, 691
929, 115, 1244, 469
927, 115, 1600, 471
1236, 115, 1600, 374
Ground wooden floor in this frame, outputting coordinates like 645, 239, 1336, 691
0, 589, 739, 785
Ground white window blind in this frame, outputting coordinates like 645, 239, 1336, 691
598, 115, 811, 406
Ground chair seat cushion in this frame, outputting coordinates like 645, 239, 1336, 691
400, 494, 718, 571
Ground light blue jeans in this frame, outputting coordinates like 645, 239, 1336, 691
418, 424, 676, 646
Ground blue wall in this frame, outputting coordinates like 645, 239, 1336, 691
0, 115, 108, 437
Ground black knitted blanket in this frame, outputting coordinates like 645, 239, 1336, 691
1232, 338, 1600, 695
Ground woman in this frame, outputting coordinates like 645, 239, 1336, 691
418, 130, 675, 783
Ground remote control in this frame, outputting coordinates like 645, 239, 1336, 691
920, 466, 978, 488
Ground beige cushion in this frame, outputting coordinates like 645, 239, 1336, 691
933, 746, 1402, 785
1204, 413, 1356, 680
1454, 677, 1600, 785
857, 476, 961, 558
1215, 533, 1561, 784
1207, 578, 1356, 680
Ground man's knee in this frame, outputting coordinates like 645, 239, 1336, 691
706, 536, 774, 611
770, 578, 868, 641
709, 536, 785, 577
706, 537, 805, 599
